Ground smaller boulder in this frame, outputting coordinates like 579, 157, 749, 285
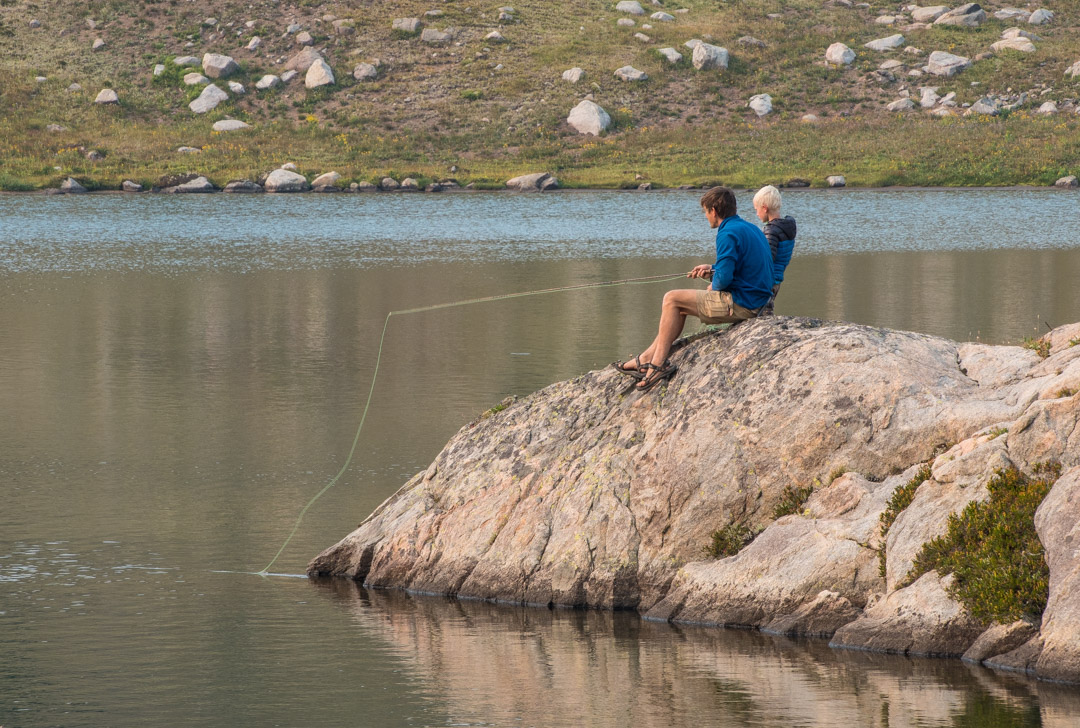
353, 63, 378, 81
170, 177, 215, 193
614, 65, 648, 81
264, 169, 310, 192
420, 28, 452, 44
486, 30, 506, 42
296, 31, 314, 46
826, 175, 846, 188
121, 180, 143, 193
228, 81, 245, 94
567, 99, 611, 135
562, 67, 585, 83
184, 72, 210, 86
825, 43, 855, 65
657, 48, 683, 64
60, 177, 87, 194
650, 11, 674, 21
506, 172, 559, 192
748, 93, 772, 116
173, 56, 200, 67
247, 36, 261, 51
926, 51, 971, 77
312, 172, 341, 188
189, 84, 228, 114
281, 70, 299, 84
212, 119, 252, 132
617, 18, 635, 27
994, 9, 1030, 22
333, 20, 356, 36
1037, 101, 1058, 115
934, 3, 987, 27
94, 89, 119, 104
616, 1, 645, 16
864, 34, 905, 52
153, 64, 166, 76
92, 38, 106, 51
737, 36, 766, 49
400, 178, 420, 191
1028, 9, 1054, 26
224, 179, 264, 193
202, 53, 240, 79
380, 177, 400, 190
991, 37, 1036, 54
912, 6, 949, 23
392, 17, 422, 33
886, 98, 915, 112
256, 74, 282, 90
692, 43, 729, 70
305, 58, 335, 88
284, 47, 325, 73
1055, 176, 1079, 188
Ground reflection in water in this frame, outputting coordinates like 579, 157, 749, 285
313, 580, 1079, 728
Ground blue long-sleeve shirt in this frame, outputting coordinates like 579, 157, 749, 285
711, 214, 775, 310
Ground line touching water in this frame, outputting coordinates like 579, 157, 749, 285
255, 271, 689, 576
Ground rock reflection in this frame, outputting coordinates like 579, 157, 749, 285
309, 579, 1058, 728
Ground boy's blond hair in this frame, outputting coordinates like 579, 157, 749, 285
753, 185, 782, 214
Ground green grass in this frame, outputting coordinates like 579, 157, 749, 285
906, 463, 1061, 623
878, 464, 933, 578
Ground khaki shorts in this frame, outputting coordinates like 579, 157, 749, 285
695, 290, 758, 324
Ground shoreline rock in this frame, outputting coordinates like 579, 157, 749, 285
309, 317, 1080, 684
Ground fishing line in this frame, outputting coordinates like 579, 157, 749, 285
256, 270, 689, 575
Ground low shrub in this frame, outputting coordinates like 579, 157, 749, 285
703, 523, 755, 559
878, 463, 933, 577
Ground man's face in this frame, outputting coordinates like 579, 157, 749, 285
703, 206, 721, 228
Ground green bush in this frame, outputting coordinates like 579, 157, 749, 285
703, 523, 755, 559
907, 463, 1061, 623
878, 463, 933, 576
772, 483, 814, 519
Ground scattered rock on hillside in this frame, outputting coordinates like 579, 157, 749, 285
506, 172, 559, 191
380, 177, 400, 190
617, 18, 635, 27
616, 1, 645, 15
392, 17, 422, 33
256, 74, 282, 90
1056, 175, 1079, 188
228, 81, 245, 94
748, 93, 772, 116
825, 43, 855, 65
94, 89, 118, 104
651, 11, 674, 22
333, 20, 355, 36
994, 8, 1030, 22
202, 53, 239, 79
247, 36, 261, 51
353, 63, 378, 81
567, 99, 611, 135
189, 84, 228, 114
173, 56, 200, 67
934, 3, 986, 27
886, 98, 915, 111
634, 32, 651, 43
153, 64, 165, 76
1001, 27, 1040, 41
264, 169, 310, 192
296, 31, 314, 46
865, 34, 905, 52
421, 28, 452, 44
920, 87, 940, 108
121, 180, 142, 192
92, 38, 105, 51
212, 119, 251, 132
615, 65, 648, 81
168, 177, 216, 193
224, 179, 264, 193
912, 6, 949, 23
1037, 101, 1058, 115
281, 70, 299, 84
684, 39, 703, 50
285, 47, 324, 73
657, 48, 683, 64
738, 36, 767, 49
992, 37, 1036, 53
562, 67, 585, 83
926, 51, 971, 77
306, 58, 336, 88
486, 30, 506, 42
826, 175, 846, 187
1029, 9, 1054, 26
29, 19, 40, 28
184, 72, 210, 86
967, 96, 1001, 115
400, 178, 420, 191
60, 177, 87, 193
692, 43, 729, 70
46, 124, 67, 132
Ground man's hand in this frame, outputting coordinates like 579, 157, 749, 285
688, 265, 713, 280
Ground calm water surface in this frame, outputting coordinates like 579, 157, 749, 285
2, 190, 1079, 727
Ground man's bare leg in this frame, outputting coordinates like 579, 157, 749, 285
619, 289, 701, 371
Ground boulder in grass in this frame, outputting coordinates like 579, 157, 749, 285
692, 43, 729, 70
392, 17, 422, 33
189, 84, 228, 114
992, 37, 1036, 54
614, 65, 648, 81
934, 3, 987, 28
420, 28, 452, 44
212, 119, 252, 132
202, 53, 239, 79
912, 6, 949, 23
400, 178, 420, 191
562, 67, 585, 83
825, 43, 855, 66
94, 88, 119, 104
281, 70, 299, 84
651, 11, 675, 21
121, 180, 143, 192
169, 177, 216, 193
616, 1, 645, 16
153, 64, 166, 76
657, 47, 683, 64
1054, 175, 1079, 188
566, 99, 611, 135
184, 72, 210, 86
826, 175, 846, 188
333, 19, 356, 36
926, 51, 971, 77
1028, 9, 1054, 26
886, 98, 915, 112
1037, 101, 1058, 115
748, 93, 773, 116
264, 169, 310, 193
1066, 61, 1080, 79
305, 58, 335, 89
92, 38, 106, 51
296, 31, 314, 46
228, 81, 245, 94
353, 63, 378, 81
255, 74, 282, 90
284, 47, 324, 73
865, 34, 905, 52
380, 177, 400, 190
173, 56, 200, 67
247, 36, 262, 51
994, 9, 1030, 22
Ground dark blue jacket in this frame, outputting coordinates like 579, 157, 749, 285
764, 216, 797, 284
711, 215, 774, 310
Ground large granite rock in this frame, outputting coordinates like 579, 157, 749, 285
1034, 466, 1080, 682
311, 318, 1080, 681
305, 59, 335, 88
692, 43, 729, 70
202, 53, 239, 79
264, 168, 310, 192
825, 43, 855, 65
926, 51, 971, 77
567, 100, 610, 135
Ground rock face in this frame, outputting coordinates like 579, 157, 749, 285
189, 84, 228, 114
264, 169, 310, 192
825, 43, 855, 65
567, 100, 611, 135
506, 172, 559, 191
1034, 467, 1080, 681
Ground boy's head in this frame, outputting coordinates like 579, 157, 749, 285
700, 186, 737, 227
752, 185, 782, 222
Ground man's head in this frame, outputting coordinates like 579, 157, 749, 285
700, 186, 737, 228
752, 185, 782, 222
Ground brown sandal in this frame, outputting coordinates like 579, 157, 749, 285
635, 360, 677, 392
612, 355, 647, 379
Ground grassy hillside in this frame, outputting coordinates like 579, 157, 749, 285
1, 0, 1078, 189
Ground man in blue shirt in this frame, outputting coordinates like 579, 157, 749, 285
616, 186, 774, 391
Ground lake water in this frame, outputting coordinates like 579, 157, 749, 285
2, 189, 1079, 727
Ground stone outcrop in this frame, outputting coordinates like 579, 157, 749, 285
310, 317, 1080, 683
